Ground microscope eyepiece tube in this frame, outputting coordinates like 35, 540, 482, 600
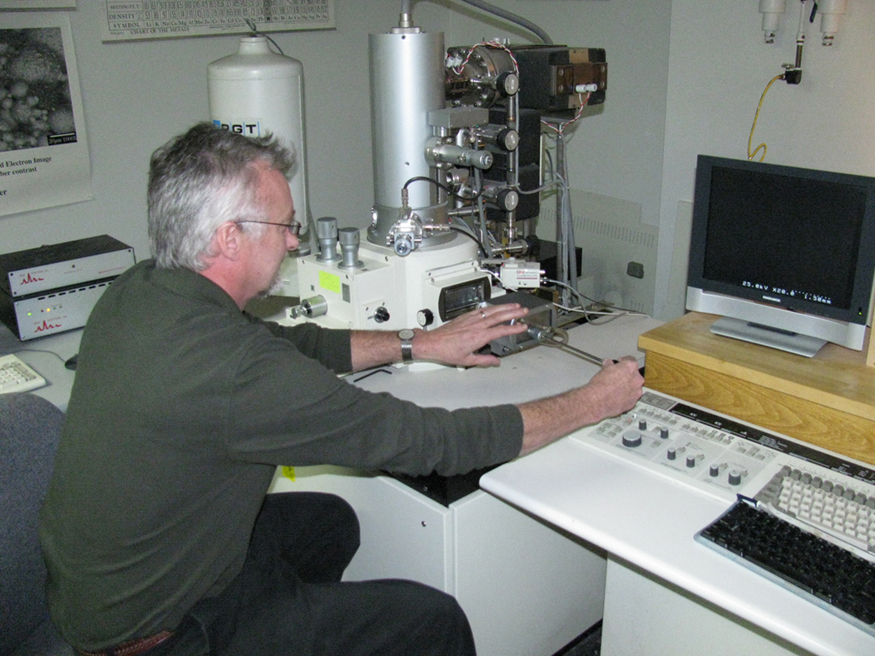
316, 217, 340, 262
337, 227, 364, 270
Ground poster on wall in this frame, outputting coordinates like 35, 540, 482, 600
0, 12, 92, 217
100, 0, 334, 42
0, 1, 76, 8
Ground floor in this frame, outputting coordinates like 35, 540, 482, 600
553, 622, 601, 656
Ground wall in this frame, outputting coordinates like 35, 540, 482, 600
656, 0, 875, 320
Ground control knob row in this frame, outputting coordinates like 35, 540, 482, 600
708, 464, 744, 486
638, 419, 669, 440
635, 420, 670, 439
665, 448, 703, 470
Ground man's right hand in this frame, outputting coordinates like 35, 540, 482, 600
516, 356, 644, 456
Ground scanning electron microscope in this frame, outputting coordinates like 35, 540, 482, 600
289, 10, 607, 345
260, 9, 616, 655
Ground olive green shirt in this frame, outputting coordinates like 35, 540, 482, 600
39, 260, 523, 650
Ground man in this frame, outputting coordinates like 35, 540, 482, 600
39, 123, 643, 656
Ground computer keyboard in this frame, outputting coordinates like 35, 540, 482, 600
696, 497, 875, 637
0, 353, 47, 394
570, 389, 875, 637
756, 465, 875, 556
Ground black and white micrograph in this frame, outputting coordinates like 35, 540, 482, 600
0, 27, 77, 153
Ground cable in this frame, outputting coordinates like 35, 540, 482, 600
515, 178, 564, 196
542, 128, 578, 307
536, 148, 562, 193
8, 348, 66, 364
471, 167, 493, 257
449, 40, 519, 77
457, 0, 553, 45
541, 93, 592, 136
243, 19, 285, 55
402, 176, 488, 254
542, 278, 647, 324
403, 175, 480, 200
749, 1, 807, 161
447, 223, 488, 257
747, 74, 784, 161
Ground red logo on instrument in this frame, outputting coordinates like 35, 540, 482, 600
34, 320, 62, 332
19, 273, 44, 285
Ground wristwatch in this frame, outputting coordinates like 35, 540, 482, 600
398, 329, 415, 364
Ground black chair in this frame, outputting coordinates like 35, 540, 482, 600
0, 392, 75, 656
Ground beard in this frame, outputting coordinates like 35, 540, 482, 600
257, 270, 286, 299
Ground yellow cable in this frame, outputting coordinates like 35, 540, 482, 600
747, 74, 784, 162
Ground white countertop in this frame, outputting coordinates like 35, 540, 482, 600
480, 405, 875, 656
351, 313, 660, 407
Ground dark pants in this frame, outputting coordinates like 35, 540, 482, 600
149, 492, 476, 656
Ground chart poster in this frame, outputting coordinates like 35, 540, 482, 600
101, 0, 335, 42
0, 1, 76, 8
0, 12, 92, 217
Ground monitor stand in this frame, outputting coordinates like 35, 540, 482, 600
710, 317, 827, 358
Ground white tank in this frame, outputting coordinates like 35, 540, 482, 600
207, 37, 308, 231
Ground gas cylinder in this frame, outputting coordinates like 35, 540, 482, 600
207, 37, 308, 232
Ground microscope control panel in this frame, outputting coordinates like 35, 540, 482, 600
572, 390, 875, 508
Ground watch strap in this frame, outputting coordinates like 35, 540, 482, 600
398, 329, 415, 364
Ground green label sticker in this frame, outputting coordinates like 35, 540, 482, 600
319, 271, 341, 294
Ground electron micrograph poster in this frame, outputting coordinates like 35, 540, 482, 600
0, 12, 93, 217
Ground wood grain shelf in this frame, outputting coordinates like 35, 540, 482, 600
638, 312, 875, 467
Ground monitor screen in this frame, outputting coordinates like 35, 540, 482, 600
686, 155, 875, 356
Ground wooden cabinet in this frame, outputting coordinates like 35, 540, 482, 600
638, 312, 875, 467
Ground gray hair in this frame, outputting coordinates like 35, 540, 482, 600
147, 122, 296, 270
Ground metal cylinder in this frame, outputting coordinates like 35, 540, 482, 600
316, 217, 339, 262
368, 28, 445, 243
338, 227, 364, 270
289, 295, 328, 319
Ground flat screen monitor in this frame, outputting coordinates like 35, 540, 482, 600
686, 155, 875, 357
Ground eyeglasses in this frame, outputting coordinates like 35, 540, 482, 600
235, 219, 303, 236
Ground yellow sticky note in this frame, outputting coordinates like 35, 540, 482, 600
318, 271, 341, 294
281, 466, 296, 481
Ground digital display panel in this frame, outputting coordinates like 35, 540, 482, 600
438, 278, 490, 321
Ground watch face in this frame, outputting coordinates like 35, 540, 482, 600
399, 329, 415, 340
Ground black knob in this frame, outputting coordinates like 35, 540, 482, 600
497, 71, 519, 96
374, 306, 390, 323
496, 128, 519, 151
496, 189, 519, 211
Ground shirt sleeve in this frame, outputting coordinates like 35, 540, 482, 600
248, 314, 353, 374
224, 321, 524, 477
